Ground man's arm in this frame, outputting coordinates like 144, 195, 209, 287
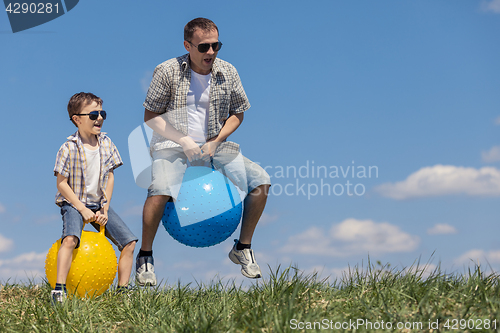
144, 109, 203, 161
56, 173, 95, 223
201, 113, 244, 160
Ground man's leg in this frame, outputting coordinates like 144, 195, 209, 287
141, 195, 170, 251
136, 194, 170, 286
229, 184, 270, 279
239, 184, 270, 244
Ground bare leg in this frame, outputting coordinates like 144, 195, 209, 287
56, 236, 78, 284
117, 241, 137, 286
239, 185, 270, 244
141, 195, 170, 251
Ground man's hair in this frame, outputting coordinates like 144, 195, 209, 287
67, 92, 103, 127
184, 17, 218, 41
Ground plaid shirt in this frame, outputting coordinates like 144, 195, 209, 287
143, 54, 251, 154
54, 131, 123, 208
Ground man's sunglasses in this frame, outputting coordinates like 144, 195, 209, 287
74, 110, 107, 121
187, 41, 222, 53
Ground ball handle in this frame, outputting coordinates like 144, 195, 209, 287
98, 224, 105, 236
83, 222, 106, 236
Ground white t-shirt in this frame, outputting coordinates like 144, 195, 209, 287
83, 146, 102, 204
186, 70, 211, 143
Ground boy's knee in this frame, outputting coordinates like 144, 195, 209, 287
61, 235, 78, 248
122, 240, 137, 253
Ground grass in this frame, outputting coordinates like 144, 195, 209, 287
0, 262, 499, 332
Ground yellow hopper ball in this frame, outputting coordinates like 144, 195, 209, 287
45, 223, 117, 298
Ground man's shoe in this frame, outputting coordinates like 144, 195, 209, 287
228, 239, 262, 279
135, 254, 157, 286
51, 290, 66, 305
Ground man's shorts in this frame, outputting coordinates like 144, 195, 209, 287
147, 147, 271, 200
60, 203, 138, 251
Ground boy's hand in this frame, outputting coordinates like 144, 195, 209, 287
78, 206, 96, 223
95, 209, 108, 226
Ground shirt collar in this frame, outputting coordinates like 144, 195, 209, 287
67, 131, 106, 143
181, 53, 220, 76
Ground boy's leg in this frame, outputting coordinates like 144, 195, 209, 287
102, 207, 138, 287
117, 241, 136, 286
53, 203, 85, 302
56, 235, 78, 284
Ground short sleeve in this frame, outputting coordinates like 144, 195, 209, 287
229, 69, 251, 115
54, 143, 70, 178
110, 141, 123, 170
101, 136, 123, 173
143, 64, 171, 114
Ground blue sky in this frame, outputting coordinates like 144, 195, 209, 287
1, 0, 500, 287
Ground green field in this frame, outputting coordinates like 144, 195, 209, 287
1, 263, 499, 332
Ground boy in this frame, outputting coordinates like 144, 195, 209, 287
52, 92, 137, 303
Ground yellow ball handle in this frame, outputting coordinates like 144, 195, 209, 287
83, 221, 106, 236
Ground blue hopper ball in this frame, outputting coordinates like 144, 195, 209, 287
162, 166, 243, 248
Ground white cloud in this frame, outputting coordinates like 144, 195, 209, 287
0, 251, 47, 283
482, 146, 500, 163
35, 214, 59, 225
375, 165, 500, 200
427, 223, 458, 235
495, 116, 500, 125
280, 218, 420, 257
302, 262, 438, 283
0, 203, 5, 213
454, 249, 500, 266
0, 234, 14, 253
403, 263, 439, 279
258, 212, 280, 226
140, 71, 154, 94
481, 0, 500, 13
121, 204, 143, 217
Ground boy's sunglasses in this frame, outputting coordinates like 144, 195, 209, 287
187, 41, 222, 53
74, 110, 107, 121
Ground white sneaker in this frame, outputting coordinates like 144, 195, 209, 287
135, 255, 157, 286
51, 290, 66, 305
228, 239, 262, 279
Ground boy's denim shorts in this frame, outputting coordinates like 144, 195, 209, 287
60, 203, 138, 251
147, 147, 271, 200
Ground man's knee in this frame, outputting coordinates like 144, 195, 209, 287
145, 195, 171, 208
249, 184, 270, 197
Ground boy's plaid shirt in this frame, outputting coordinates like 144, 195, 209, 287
143, 54, 251, 154
54, 131, 123, 208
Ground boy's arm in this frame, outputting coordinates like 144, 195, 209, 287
95, 170, 115, 225
103, 170, 115, 213
56, 173, 96, 223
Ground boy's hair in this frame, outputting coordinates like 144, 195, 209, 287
184, 17, 218, 41
67, 92, 103, 127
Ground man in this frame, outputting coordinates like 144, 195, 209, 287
136, 18, 271, 285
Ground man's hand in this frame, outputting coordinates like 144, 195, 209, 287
179, 136, 203, 162
95, 209, 108, 226
200, 139, 221, 161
